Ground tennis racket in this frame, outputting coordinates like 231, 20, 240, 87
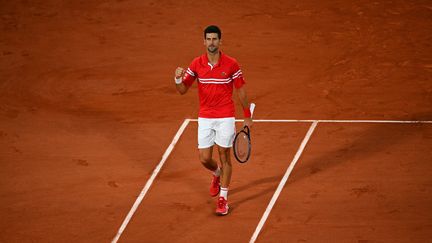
233, 103, 255, 163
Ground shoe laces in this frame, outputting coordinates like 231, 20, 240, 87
218, 197, 226, 208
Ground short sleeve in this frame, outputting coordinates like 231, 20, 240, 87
183, 60, 197, 87
231, 61, 245, 89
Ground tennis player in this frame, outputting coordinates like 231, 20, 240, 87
174, 25, 253, 215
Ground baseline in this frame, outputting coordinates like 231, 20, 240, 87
189, 119, 432, 124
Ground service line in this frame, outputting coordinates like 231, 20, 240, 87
111, 119, 191, 243
249, 121, 319, 243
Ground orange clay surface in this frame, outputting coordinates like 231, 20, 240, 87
1, 0, 432, 242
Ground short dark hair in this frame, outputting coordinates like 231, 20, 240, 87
204, 25, 221, 39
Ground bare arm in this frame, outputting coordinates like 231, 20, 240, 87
236, 86, 253, 127
174, 67, 189, 95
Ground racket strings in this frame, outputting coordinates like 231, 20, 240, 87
234, 131, 250, 162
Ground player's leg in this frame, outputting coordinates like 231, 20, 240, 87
198, 118, 221, 197
214, 117, 235, 215
218, 146, 232, 209
218, 145, 232, 193
215, 117, 236, 189
215, 145, 232, 216
199, 147, 221, 197
199, 147, 218, 171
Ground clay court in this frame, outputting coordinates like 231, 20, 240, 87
1, 0, 432, 242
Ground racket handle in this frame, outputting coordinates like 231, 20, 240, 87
250, 103, 256, 118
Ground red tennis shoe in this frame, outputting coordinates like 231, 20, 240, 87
210, 175, 220, 197
216, 197, 229, 215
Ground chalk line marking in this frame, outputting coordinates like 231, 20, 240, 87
249, 121, 319, 243
189, 119, 432, 124
111, 119, 191, 243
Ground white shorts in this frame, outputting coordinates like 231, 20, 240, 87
197, 117, 236, 149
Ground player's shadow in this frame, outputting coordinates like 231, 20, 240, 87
229, 185, 279, 211
229, 175, 283, 209
230, 175, 282, 195
287, 117, 428, 185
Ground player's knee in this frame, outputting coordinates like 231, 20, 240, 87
199, 153, 212, 165
218, 147, 230, 160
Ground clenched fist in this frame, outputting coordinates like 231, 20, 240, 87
175, 67, 186, 79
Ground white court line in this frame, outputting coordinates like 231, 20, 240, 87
111, 119, 191, 243
249, 121, 319, 243
189, 119, 432, 124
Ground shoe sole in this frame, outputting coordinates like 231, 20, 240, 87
216, 206, 229, 216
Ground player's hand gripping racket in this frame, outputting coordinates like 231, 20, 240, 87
233, 103, 255, 163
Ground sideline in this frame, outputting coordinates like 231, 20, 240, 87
249, 121, 319, 243
111, 119, 191, 243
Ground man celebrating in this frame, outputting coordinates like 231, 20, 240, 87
174, 25, 253, 215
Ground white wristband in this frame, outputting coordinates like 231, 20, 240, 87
174, 77, 182, 84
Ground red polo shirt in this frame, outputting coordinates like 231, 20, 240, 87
182, 52, 245, 118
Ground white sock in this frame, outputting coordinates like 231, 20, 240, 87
213, 167, 221, 177
220, 187, 228, 200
